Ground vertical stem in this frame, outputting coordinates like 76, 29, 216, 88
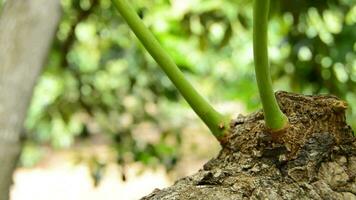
253, 0, 288, 130
111, 0, 228, 138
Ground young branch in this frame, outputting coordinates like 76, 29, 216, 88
111, 0, 228, 138
253, 0, 288, 130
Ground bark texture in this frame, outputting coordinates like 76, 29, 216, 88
142, 92, 356, 200
0, 1, 61, 199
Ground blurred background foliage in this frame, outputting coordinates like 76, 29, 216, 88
2, 0, 355, 183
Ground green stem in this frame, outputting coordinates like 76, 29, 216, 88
111, 0, 228, 138
253, 0, 288, 130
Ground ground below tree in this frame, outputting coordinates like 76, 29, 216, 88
142, 92, 356, 200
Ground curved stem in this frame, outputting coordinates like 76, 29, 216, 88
111, 0, 228, 138
253, 0, 288, 130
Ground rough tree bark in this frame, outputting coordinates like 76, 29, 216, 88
142, 92, 356, 200
0, 1, 61, 199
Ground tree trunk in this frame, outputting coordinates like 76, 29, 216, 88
142, 92, 356, 200
0, 1, 61, 199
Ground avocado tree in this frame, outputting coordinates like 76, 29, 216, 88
112, 0, 355, 199
20, 0, 355, 181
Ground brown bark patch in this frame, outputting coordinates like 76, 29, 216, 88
142, 92, 355, 199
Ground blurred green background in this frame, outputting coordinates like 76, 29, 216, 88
3, 0, 355, 183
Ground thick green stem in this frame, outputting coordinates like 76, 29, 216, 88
253, 0, 288, 130
111, 0, 228, 138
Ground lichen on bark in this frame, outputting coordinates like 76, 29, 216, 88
142, 92, 355, 200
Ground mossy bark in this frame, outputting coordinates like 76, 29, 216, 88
142, 92, 355, 200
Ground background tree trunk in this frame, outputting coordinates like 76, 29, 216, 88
0, 1, 61, 199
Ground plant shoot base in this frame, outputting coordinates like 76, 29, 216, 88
142, 92, 355, 199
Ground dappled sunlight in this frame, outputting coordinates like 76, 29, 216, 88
11, 121, 223, 200
11, 158, 170, 200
